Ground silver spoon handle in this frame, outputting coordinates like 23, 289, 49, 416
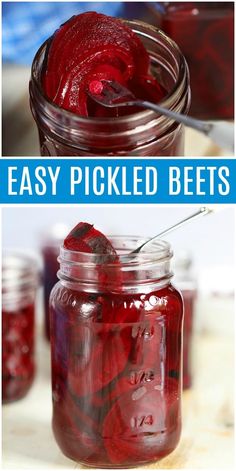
132, 206, 212, 254
130, 101, 234, 152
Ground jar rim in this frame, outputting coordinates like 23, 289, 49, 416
30, 19, 190, 129
2, 252, 39, 291
59, 236, 173, 266
58, 236, 173, 293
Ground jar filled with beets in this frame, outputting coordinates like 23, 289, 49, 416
2, 253, 39, 403
30, 12, 190, 157
49, 222, 184, 467
40, 223, 68, 340
149, 2, 234, 120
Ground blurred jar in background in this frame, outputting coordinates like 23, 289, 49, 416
2, 253, 39, 402
149, 2, 234, 120
174, 252, 197, 389
40, 224, 68, 340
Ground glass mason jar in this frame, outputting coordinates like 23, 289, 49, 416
40, 224, 68, 340
30, 20, 190, 157
150, 2, 234, 120
174, 252, 197, 389
2, 253, 39, 403
49, 237, 183, 467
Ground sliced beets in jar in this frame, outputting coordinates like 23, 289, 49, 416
102, 381, 168, 464
42, 12, 167, 117
68, 323, 131, 397
102, 377, 180, 465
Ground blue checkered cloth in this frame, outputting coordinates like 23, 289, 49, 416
2, 2, 123, 65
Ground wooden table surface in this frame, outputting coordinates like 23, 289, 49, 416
2, 329, 234, 470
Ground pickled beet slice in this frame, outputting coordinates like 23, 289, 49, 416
43, 12, 149, 116
64, 222, 117, 258
101, 297, 164, 371
101, 296, 142, 324
103, 370, 161, 405
103, 379, 180, 464
129, 319, 163, 366
42, 12, 167, 117
68, 324, 131, 397
64, 222, 120, 287
53, 391, 104, 462
102, 382, 165, 464
52, 377, 104, 447
129, 75, 167, 103
99, 319, 164, 405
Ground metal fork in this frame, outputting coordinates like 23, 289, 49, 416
119, 206, 215, 261
130, 207, 212, 254
88, 80, 234, 152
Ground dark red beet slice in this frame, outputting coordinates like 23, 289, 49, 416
103, 379, 180, 465
101, 297, 164, 372
94, 298, 164, 406
42, 12, 167, 117
102, 382, 164, 464
64, 222, 117, 258
64, 222, 121, 288
52, 382, 104, 462
100, 295, 142, 324
43, 12, 149, 116
129, 75, 167, 103
97, 319, 164, 405
129, 319, 164, 370
103, 370, 161, 406
67, 324, 131, 397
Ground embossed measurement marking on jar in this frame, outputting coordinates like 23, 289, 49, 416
130, 415, 154, 428
132, 324, 155, 339
129, 370, 155, 385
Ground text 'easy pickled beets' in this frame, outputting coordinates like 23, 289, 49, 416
30, 12, 190, 156
49, 222, 184, 467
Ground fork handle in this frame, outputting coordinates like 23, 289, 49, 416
131, 207, 212, 254
134, 100, 234, 152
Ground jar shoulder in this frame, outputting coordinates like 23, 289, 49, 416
50, 281, 183, 322
49, 281, 62, 304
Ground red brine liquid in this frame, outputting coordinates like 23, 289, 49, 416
2, 304, 35, 403
182, 291, 195, 389
157, 2, 234, 119
51, 286, 182, 466
174, 252, 197, 390
49, 223, 183, 467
